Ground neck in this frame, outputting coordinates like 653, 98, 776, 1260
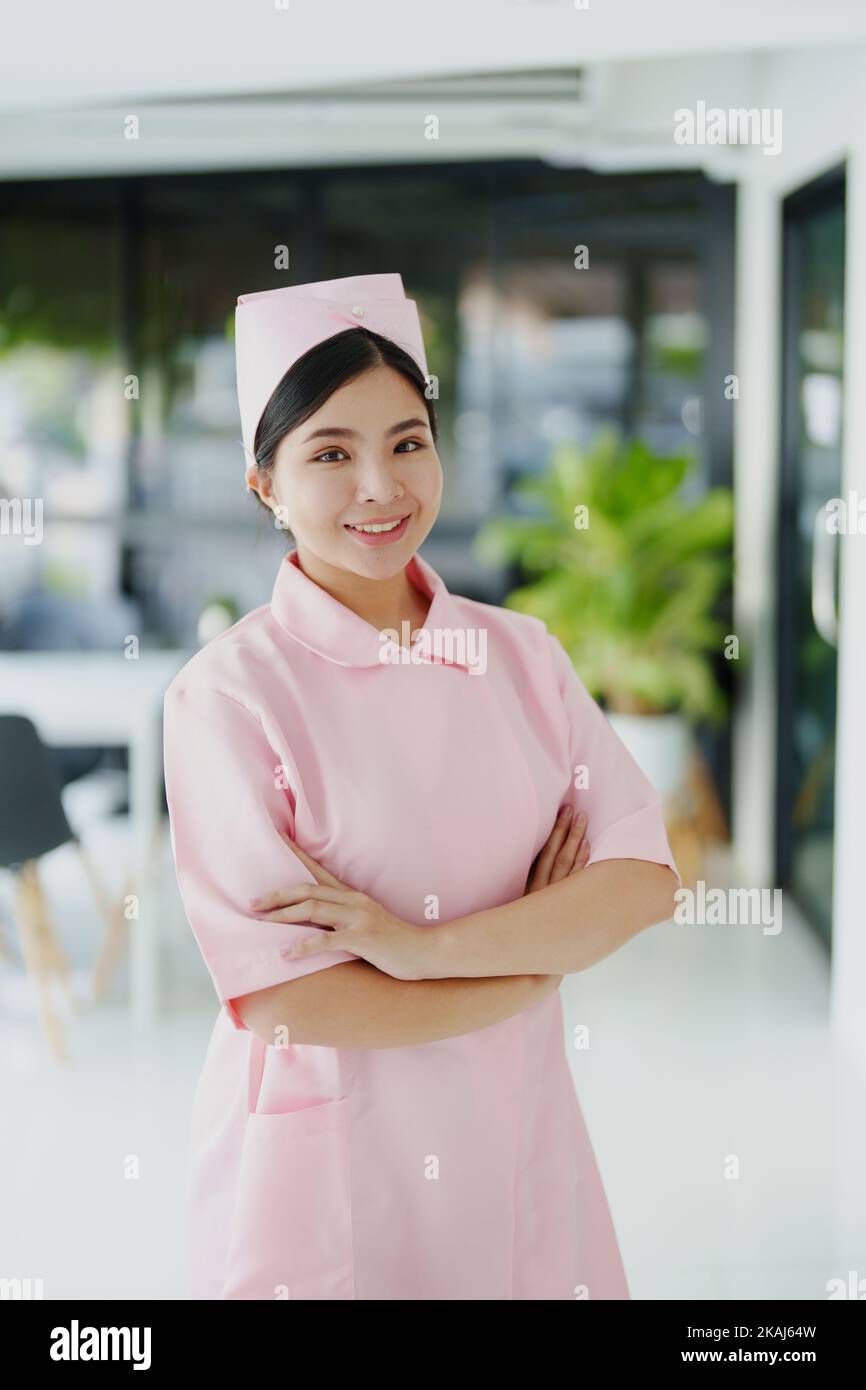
292, 544, 429, 635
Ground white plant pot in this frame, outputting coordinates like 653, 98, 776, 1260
605, 711, 692, 802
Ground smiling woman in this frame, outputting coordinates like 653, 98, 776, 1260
244, 320, 443, 630
163, 272, 680, 1302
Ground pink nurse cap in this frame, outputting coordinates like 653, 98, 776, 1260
235, 272, 429, 471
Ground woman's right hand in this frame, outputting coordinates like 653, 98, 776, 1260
524, 805, 590, 895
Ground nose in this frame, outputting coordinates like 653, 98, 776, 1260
353, 452, 405, 505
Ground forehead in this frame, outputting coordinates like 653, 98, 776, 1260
317, 364, 421, 417
284, 367, 429, 446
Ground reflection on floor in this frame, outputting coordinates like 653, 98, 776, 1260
1, 836, 864, 1300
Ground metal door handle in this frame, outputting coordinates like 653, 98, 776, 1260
811, 501, 839, 647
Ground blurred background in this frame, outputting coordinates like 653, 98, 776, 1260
1, 0, 865, 1300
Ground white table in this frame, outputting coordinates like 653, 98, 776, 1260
0, 650, 191, 1025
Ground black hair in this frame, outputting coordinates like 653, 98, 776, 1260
251, 328, 438, 513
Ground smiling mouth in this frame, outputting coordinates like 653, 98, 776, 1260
344, 515, 410, 534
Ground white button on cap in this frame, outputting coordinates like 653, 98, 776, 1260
351, 305, 365, 316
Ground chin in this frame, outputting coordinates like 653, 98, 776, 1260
342, 544, 415, 580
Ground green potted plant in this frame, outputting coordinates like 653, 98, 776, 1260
197, 593, 242, 646
474, 429, 734, 798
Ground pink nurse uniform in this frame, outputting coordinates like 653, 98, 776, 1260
163, 547, 680, 1301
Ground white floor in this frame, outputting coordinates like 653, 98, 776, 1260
2, 829, 864, 1301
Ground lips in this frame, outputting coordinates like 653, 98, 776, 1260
343, 513, 411, 545
344, 514, 409, 531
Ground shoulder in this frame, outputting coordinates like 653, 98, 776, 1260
449, 590, 563, 677
164, 602, 278, 711
451, 590, 556, 651
450, 589, 593, 714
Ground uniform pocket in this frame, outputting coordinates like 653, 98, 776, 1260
220, 1095, 356, 1300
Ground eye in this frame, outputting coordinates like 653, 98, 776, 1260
312, 448, 348, 463
311, 438, 426, 463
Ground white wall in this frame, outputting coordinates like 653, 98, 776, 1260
731, 44, 866, 1070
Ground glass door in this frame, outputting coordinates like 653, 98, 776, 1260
777, 168, 845, 949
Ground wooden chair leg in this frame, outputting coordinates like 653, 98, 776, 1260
75, 840, 130, 1002
12, 861, 67, 1062
77, 819, 166, 1003
90, 874, 134, 1003
28, 862, 77, 1010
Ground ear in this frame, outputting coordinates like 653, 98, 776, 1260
245, 464, 274, 507
244, 444, 273, 500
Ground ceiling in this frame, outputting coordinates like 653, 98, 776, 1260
3, 0, 865, 179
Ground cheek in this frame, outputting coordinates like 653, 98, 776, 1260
410, 456, 443, 507
285, 470, 353, 524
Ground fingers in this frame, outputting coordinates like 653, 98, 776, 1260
570, 830, 591, 873
277, 831, 345, 888
282, 922, 354, 957
255, 898, 356, 931
531, 805, 575, 887
249, 884, 356, 911
550, 809, 588, 881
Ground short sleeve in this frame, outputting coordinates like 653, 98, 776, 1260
545, 633, 682, 888
163, 682, 360, 1031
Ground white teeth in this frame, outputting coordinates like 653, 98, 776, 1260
348, 518, 405, 533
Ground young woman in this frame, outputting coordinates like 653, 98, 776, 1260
163, 273, 680, 1301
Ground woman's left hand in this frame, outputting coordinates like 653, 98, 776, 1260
249, 833, 431, 981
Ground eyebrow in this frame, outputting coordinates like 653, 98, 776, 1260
302, 417, 429, 444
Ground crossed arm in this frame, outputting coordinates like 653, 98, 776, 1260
233, 808, 678, 1048
425, 857, 677, 977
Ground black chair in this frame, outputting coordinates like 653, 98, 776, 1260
0, 590, 142, 796
0, 715, 126, 1061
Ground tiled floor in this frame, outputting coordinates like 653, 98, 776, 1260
2, 833, 864, 1300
